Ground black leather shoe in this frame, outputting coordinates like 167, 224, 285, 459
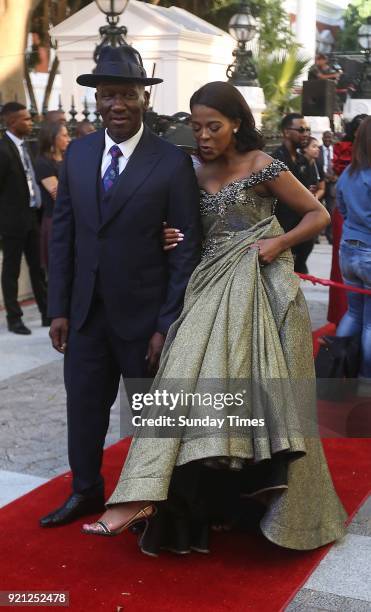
7, 320, 32, 335
39, 493, 105, 528
41, 315, 51, 327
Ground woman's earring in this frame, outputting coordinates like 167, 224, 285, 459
233, 128, 238, 134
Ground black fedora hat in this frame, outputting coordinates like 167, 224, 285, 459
77, 45, 163, 87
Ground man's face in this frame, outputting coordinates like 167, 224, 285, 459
284, 118, 311, 148
95, 81, 149, 142
9, 109, 33, 138
322, 131, 333, 147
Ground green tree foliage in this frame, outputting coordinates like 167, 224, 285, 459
209, 0, 295, 54
335, 0, 371, 52
147, 0, 303, 131
256, 48, 310, 132
148, 0, 295, 53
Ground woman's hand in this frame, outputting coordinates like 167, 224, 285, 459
41, 176, 58, 201
162, 222, 184, 251
250, 236, 286, 266
50, 186, 58, 201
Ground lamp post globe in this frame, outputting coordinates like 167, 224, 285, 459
227, 1, 258, 87
228, 3, 257, 44
95, 0, 129, 17
94, 0, 129, 62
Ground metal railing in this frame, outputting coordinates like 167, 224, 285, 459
0, 95, 281, 153
0, 95, 102, 145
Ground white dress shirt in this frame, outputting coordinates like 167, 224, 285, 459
322, 144, 333, 174
5, 130, 41, 207
101, 123, 144, 177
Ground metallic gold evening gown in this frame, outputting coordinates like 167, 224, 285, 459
107, 159, 346, 554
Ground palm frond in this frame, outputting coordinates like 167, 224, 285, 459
256, 48, 310, 132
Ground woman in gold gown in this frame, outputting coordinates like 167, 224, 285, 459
83, 82, 346, 555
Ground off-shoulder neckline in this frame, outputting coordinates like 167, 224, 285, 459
199, 159, 286, 196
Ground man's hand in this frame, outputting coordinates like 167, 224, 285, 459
49, 317, 69, 353
146, 332, 166, 375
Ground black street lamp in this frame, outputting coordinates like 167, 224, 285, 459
226, 0, 258, 87
94, 0, 130, 63
356, 17, 371, 98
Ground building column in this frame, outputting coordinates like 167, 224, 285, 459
295, 0, 317, 63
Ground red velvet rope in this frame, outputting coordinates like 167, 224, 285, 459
297, 273, 371, 296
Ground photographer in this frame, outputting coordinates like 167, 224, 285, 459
308, 54, 341, 82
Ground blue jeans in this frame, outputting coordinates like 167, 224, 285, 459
336, 240, 371, 377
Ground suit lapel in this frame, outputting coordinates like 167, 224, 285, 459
78, 129, 105, 231
3, 134, 28, 188
100, 126, 161, 229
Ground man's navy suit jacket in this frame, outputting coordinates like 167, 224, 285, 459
48, 126, 202, 340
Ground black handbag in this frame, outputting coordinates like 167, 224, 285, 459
315, 335, 361, 401
315, 335, 361, 378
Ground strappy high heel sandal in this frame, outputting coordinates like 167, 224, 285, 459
82, 504, 156, 537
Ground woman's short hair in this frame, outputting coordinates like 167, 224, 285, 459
38, 121, 64, 157
190, 81, 264, 153
349, 115, 371, 175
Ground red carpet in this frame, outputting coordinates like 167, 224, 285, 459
1, 437, 371, 612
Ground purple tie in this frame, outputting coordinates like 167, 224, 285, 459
102, 145, 123, 192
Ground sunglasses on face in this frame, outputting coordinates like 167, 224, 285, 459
287, 127, 311, 134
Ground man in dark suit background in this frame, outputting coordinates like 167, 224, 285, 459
319, 130, 336, 244
40, 46, 202, 527
272, 113, 314, 273
0, 102, 48, 334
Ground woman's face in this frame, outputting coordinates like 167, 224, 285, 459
304, 139, 320, 160
190, 104, 240, 161
55, 125, 71, 154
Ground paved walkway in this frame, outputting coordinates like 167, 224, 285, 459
0, 243, 370, 611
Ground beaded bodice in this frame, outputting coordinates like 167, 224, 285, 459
200, 159, 288, 258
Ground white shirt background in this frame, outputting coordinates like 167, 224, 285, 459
5, 129, 40, 207
321, 144, 333, 174
101, 123, 144, 177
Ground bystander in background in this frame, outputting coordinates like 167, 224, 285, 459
319, 131, 336, 244
335, 116, 371, 380
0, 102, 48, 334
45, 110, 66, 125
328, 114, 368, 325
75, 120, 95, 138
308, 54, 342, 82
273, 113, 314, 273
35, 122, 70, 273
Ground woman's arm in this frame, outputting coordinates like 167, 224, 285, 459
41, 176, 58, 201
316, 179, 325, 201
252, 170, 330, 265
269, 171, 330, 240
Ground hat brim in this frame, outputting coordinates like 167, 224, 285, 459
76, 74, 163, 87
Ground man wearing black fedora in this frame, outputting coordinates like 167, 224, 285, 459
40, 45, 202, 527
